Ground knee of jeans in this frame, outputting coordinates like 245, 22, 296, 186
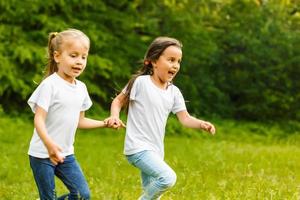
158, 170, 177, 189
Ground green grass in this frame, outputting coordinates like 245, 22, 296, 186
0, 115, 299, 199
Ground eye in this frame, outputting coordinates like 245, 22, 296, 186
70, 54, 77, 58
169, 58, 176, 62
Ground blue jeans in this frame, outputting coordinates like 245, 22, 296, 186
126, 150, 177, 200
29, 155, 90, 200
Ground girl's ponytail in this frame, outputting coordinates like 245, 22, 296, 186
44, 32, 59, 78
123, 60, 153, 112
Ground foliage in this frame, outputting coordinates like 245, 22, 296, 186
213, 0, 300, 120
0, 0, 299, 121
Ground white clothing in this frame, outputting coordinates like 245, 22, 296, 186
124, 75, 186, 158
27, 73, 92, 158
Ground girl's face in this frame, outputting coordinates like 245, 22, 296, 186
151, 45, 182, 89
54, 37, 89, 84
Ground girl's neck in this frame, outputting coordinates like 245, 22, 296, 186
150, 75, 168, 90
56, 72, 76, 84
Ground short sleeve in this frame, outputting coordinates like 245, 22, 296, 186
121, 77, 140, 101
129, 77, 141, 101
81, 84, 92, 111
172, 87, 187, 114
27, 83, 52, 113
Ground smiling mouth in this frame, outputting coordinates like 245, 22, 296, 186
72, 67, 82, 71
168, 71, 176, 76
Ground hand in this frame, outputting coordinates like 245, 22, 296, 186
200, 121, 216, 135
104, 116, 126, 129
47, 143, 65, 165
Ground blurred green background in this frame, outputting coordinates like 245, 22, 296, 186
0, 0, 300, 199
1, 0, 299, 121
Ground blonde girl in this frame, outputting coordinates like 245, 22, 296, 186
28, 29, 106, 200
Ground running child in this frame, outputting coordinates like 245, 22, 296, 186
105, 36, 216, 199
28, 29, 107, 200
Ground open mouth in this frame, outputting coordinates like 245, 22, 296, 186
168, 70, 176, 76
72, 67, 82, 71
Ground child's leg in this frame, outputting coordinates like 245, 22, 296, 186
55, 155, 90, 200
127, 151, 177, 200
141, 172, 164, 200
29, 156, 57, 200
141, 171, 154, 189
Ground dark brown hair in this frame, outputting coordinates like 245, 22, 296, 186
123, 36, 182, 110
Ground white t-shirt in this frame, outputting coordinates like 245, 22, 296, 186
27, 73, 92, 158
124, 75, 186, 158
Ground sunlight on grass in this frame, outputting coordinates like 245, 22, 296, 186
0, 116, 299, 199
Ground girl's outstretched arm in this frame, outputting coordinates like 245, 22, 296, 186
104, 92, 126, 129
34, 106, 65, 165
176, 110, 216, 135
77, 111, 107, 129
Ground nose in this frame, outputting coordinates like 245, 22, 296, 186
76, 57, 84, 65
173, 62, 180, 70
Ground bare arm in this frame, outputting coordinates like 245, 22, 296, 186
77, 111, 107, 129
34, 106, 65, 165
104, 92, 126, 128
176, 110, 216, 135
111, 92, 126, 118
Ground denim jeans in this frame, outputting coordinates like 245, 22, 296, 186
126, 150, 177, 200
29, 155, 90, 200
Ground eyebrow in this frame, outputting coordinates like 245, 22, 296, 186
165, 55, 181, 60
69, 51, 88, 55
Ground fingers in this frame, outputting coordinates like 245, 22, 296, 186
202, 122, 216, 135
49, 149, 65, 165
113, 120, 126, 130
103, 119, 108, 126
209, 125, 216, 135
52, 153, 65, 164
50, 156, 62, 165
50, 157, 58, 165
56, 152, 65, 163
105, 116, 126, 129
55, 146, 65, 162
104, 117, 117, 127
119, 120, 126, 128
104, 117, 113, 127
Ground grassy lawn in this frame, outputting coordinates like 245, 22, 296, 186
0, 116, 299, 199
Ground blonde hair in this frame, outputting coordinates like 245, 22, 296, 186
44, 29, 90, 78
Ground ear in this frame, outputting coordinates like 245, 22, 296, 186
53, 51, 60, 63
151, 60, 157, 68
